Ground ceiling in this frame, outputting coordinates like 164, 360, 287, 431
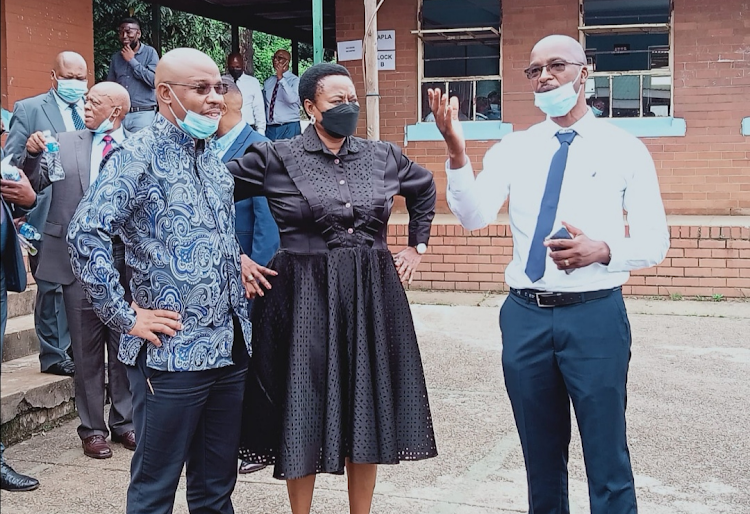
143, 0, 337, 48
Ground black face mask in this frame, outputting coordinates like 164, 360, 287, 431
228, 69, 243, 81
320, 103, 360, 139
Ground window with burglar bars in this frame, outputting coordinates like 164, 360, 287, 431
413, 0, 502, 122
580, 0, 673, 118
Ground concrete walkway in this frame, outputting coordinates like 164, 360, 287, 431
2, 293, 749, 513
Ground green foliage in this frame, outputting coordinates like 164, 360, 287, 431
94, 0, 336, 84
670, 292, 683, 301
712, 293, 725, 302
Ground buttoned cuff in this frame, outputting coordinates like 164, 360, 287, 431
601, 236, 628, 273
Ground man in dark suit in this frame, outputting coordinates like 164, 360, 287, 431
0, 135, 40, 491
24, 82, 136, 460
4, 51, 90, 377
214, 79, 279, 475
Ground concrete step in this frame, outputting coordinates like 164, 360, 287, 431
0, 353, 75, 445
2, 314, 38, 362
7, 285, 36, 319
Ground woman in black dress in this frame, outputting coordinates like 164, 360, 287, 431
226, 63, 438, 514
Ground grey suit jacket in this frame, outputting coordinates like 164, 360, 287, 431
24, 130, 94, 285
5, 89, 68, 236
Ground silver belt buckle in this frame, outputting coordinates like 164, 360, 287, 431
535, 292, 559, 307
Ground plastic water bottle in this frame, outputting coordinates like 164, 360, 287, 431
43, 130, 65, 182
18, 222, 42, 241
0, 153, 20, 181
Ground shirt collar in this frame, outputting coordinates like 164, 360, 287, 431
301, 124, 360, 155
93, 126, 125, 146
542, 108, 597, 140
214, 121, 247, 154
154, 113, 195, 148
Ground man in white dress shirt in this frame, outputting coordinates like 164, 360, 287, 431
225, 52, 266, 136
429, 35, 669, 514
263, 49, 301, 141
23, 82, 136, 460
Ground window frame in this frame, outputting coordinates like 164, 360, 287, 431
413, 0, 502, 123
578, 0, 675, 119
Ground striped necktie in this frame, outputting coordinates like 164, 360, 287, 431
70, 104, 85, 131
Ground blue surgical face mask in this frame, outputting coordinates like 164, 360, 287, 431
166, 85, 220, 139
91, 108, 117, 134
533, 68, 583, 117
591, 106, 604, 117
55, 74, 88, 104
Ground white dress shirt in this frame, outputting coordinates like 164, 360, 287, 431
228, 73, 266, 136
446, 110, 670, 293
263, 71, 301, 125
52, 90, 85, 132
90, 127, 125, 185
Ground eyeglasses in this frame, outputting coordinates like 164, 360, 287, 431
272, 56, 289, 63
117, 27, 139, 35
524, 61, 585, 80
164, 82, 228, 96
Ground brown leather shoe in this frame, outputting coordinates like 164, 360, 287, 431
82, 435, 112, 459
111, 430, 136, 451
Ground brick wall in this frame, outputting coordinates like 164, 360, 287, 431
1, 0, 94, 109
335, 0, 750, 215
387, 223, 750, 298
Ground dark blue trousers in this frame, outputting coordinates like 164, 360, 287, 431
499, 289, 637, 514
125, 327, 248, 514
265, 121, 301, 141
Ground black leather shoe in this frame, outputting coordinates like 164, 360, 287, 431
42, 360, 75, 376
239, 460, 267, 474
0, 461, 40, 491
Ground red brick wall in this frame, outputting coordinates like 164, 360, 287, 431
335, 0, 750, 215
1, 0, 94, 109
387, 223, 750, 298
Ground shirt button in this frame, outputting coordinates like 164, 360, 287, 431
339, 179, 345, 185
334, 158, 340, 164
345, 202, 351, 208
347, 228, 354, 234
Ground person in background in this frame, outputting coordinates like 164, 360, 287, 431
225, 52, 266, 136
4, 51, 87, 378
429, 34, 669, 514
263, 49, 301, 141
590, 97, 607, 117
214, 80, 280, 475
23, 82, 136, 461
107, 17, 159, 132
0, 127, 40, 491
68, 48, 255, 514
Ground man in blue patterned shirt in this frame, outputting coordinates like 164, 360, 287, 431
67, 48, 264, 514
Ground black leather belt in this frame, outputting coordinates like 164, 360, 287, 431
129, 106, 157, 113
510, 287, 620, 308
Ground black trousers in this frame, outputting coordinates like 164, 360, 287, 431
499, 289, 637, 514
125, 322, 248, 514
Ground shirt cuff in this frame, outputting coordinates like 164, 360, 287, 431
445, 159, 475, 193
601, 236, 628, 273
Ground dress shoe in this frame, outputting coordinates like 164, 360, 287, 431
239, 460, 267, 474
42, 360, 75, 377
111, 430, 136, 451
0, 461, 40, 491
81, 435, 112, 459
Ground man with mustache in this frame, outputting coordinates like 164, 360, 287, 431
68, 48, 259, 513
107, 17, 159, 132
430, 35, 669, 514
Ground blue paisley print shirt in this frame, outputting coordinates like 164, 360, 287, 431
67, 114, 252, 371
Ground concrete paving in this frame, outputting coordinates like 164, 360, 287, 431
1, 294, 749, 513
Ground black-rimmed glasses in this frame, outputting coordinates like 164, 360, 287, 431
164, 82, 228, 96
524, 61, 585, 80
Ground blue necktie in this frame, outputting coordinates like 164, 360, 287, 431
525, 130, 577, 283
70, 104, 85, 131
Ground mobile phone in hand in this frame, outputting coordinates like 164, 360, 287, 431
548, 226, 572, 252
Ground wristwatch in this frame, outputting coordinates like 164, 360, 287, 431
415, 243, 427, 255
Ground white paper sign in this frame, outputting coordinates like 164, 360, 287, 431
337, 39, 363, 61
377, 30, 396, 51
377, 50, 396, 70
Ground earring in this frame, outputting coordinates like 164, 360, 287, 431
310, 115, 316, 124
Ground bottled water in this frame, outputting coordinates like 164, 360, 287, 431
18, 222, 42, 241
43, 130, 65, 182
1, 153, 20, 181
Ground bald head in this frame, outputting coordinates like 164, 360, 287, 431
51, 51, 88, 86
155, 48, 224, 127
530, 35, 587, 66
84, 81, 131, 131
